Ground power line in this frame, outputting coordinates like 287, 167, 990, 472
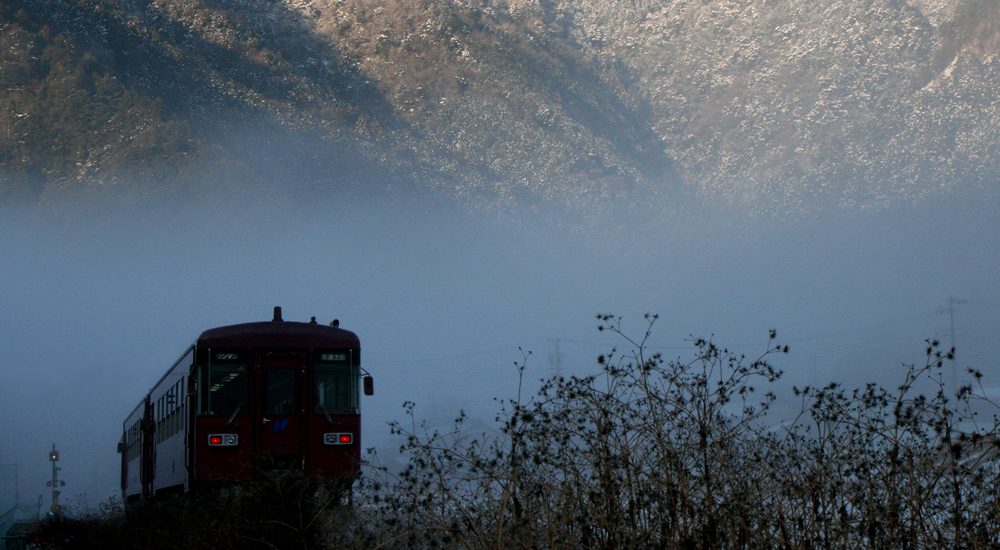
560, 337, 688, 350
561, 311, 939, 351
775, 312, 939, 345
967, 300, 1000, 309
365, 340, 547, 368
363, 309, 951, 374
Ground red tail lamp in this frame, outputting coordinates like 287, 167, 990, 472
324, 433, 353, 445
208, 434, 238, 446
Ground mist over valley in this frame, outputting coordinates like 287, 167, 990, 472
0, 0, 999, 537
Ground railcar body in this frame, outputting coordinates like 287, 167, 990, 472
120, 308, 371, 500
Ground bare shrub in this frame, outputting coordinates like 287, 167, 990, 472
361, 314, 1000, 550
775, 343, 1000, 549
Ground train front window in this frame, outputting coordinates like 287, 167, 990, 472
198, 364, 248, 417
315, 364, 359, 415
265, 369, 297, 416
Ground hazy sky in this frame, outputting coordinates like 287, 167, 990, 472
1, 193, 998, 512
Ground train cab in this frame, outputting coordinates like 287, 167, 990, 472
121, 307, 372, 500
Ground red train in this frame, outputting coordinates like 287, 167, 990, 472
119, 307, 373, 500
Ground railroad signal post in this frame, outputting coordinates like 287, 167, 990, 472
47, 444, 65, 516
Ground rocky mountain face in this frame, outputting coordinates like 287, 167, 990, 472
1, 0, 997, 216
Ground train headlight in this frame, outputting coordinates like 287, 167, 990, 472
324, 433, 353, 445
208, 434, 238, 446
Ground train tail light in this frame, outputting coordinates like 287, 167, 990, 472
208, 434, 238, 446
324, 433, 353, 445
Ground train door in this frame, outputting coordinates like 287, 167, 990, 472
255, 351, 307, 472
140, 397, 156, 498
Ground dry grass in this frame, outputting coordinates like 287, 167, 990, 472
33, 473, 355, 550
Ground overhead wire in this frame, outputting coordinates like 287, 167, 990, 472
364, 339, 546, 369
364, 309, 963, 374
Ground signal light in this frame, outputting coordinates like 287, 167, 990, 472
46, 481, 52, 487
209, 435, 223, 445
339, 434, 352, 444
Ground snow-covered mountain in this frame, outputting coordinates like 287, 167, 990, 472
1, 0, 997, 215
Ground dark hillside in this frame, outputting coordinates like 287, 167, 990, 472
0, 2, 199, 201
0, 0, 406, 203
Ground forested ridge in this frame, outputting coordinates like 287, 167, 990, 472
1, 0, 998, 214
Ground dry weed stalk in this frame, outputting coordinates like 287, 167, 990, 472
361, 314, 1000, 550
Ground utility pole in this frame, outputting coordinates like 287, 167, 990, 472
548, 338, 564, 377
937, 297, 967, 391
46, 444, 65, 516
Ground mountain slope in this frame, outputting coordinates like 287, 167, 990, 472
1, 0, 997, 215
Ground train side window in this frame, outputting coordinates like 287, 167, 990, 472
168, 385, 175, 437
181, 378, 186, 431
315, 364, 359, 415
265, 369, 296, 416
157, 397, 163, 443
173, 382, 180, 436
198, 363, 248, 417
166, 391, 172, 438
128, 421, 141, 461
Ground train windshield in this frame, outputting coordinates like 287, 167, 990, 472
198, 363, 248, 416
315, 364, 359, 415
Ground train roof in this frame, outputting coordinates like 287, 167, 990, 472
197, 320, 360, 350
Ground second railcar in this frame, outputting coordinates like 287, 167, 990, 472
119, 307, 373, 500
